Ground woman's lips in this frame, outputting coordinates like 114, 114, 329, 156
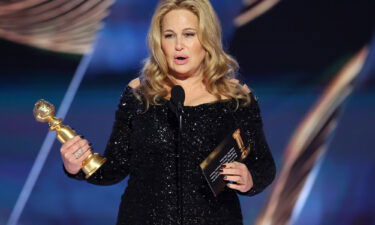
174, 56, 189, 65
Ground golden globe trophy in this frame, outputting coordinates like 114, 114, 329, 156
33, 99, 107, 178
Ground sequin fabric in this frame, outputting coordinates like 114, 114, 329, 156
66, 86, 276, 225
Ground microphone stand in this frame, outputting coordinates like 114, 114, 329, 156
169, 85, 185, 225
176, 101, 183, 225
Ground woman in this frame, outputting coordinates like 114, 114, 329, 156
61, 0, 276, 224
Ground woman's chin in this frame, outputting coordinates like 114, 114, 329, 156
170, 69, 202, 80
170, 71, 193, 79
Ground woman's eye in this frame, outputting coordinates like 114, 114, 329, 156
164, 34, 174, 38
184, 32, 195, 37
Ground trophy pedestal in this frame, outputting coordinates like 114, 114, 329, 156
82, 153, 107, 179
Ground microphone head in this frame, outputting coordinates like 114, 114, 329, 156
171, 85, 185, 107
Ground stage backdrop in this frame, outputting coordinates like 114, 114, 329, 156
0, 0, 374, 225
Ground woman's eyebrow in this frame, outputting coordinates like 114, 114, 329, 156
163, 29, 175, 33
183, 28, 197, 31
162, 27, 197, 33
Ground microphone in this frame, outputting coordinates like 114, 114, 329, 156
170, 85, 185, 116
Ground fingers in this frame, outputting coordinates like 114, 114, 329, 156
80, 149, 92, 161
63, 136, 81, 148
220, 161, 253, 192
60, 136, 92, 162
60, 136, 93, 175
220, 162, 244, 176
223, 173, 244, 192
61, 136, 89, 155
61, 136, 81, 154
223, 175, 243, 184
226, 161, 243, 169
72, 145, 90, 159
220, 168, 240, 176
226, 182, 243, 191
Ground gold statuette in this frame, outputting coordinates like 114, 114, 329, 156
232, 129, 250, 161
33, 99, 107, 178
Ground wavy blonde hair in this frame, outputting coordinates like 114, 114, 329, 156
135, 0, 250, 109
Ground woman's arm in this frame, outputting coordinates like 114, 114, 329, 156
222, 92, 276, 196
64, 85, 141, 185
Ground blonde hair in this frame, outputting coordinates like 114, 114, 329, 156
135, 0, 250, 109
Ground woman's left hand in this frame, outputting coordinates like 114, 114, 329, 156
219, 161, 253, 193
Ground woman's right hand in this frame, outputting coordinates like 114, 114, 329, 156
60, 136, 92, 175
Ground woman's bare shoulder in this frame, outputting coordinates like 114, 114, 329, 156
128, 77, 140, 88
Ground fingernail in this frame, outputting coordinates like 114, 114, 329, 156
224, 176, 227, 180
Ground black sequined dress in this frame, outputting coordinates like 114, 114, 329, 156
66, 86, 276, 225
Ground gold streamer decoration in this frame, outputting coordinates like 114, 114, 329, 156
232, 2, 370, 224
255, 47, 368, 225
234, 0, 281, 27
0, 0, 114, 54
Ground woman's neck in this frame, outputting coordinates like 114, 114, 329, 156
168, 73, 205, 92
167, 73, 222, 106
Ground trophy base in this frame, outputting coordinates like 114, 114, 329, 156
82, 153, 107, 179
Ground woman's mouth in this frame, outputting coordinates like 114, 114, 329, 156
174, 56, 189, 65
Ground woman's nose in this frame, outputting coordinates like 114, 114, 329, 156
175, 37, 183, 51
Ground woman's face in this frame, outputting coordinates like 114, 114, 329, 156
161, 9, 206, 79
